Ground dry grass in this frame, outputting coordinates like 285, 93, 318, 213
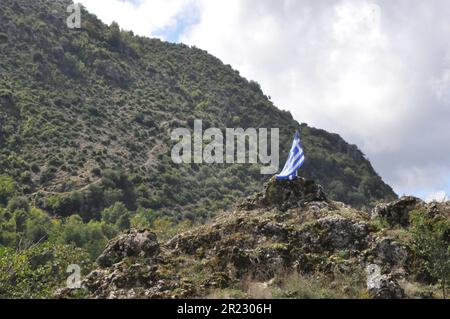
269, 271, 368, 299
400, 280, 444, 299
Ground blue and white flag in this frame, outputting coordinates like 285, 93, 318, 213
276, 132, 305, 181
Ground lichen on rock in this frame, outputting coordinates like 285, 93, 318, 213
55, 178, 448, 299
371, 196, 424, 227
96, 229, 160, 268
238, 177, 328, 212
366, 264, 405, 299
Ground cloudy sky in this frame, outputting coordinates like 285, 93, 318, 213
77, 0, 450, 201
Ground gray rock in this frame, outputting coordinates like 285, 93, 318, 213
293, 216, 370, 253
371, 196, 424, 227
316, 216, 369, 251
372, 237, 409, 267
238, 177, 327, 211
366, 264, 404, 299
255, 221, 289, 241
96, 229, 160, 268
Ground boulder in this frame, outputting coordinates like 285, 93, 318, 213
81, 261, 160, 298
366, 264, 404, 299
238, 177, 327, 211
371, 196, 424, 227
293, 216, 369, 253
372, 237, 409, 268
55, 179, 445, 299
96, 229, 160, 268
316, 216, 369, 251
255, 221, 289, 241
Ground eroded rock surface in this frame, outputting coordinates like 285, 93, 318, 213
366, 264, 405, 299
56, 179, 448, 299
371, 196, 424, 227
96, 229, 160, 268
238, 177, 327, 211
371, 237, 409, 268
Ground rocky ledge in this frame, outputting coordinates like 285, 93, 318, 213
238, 177, 328, 211
57, 178, 449, 299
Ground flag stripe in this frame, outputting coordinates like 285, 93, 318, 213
276, 132, 305, 180
279, 150, 303, 175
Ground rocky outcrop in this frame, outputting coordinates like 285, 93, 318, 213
81, 262, 160, 299
96, 229, 160, 268
56, 179, 448, 299
293, 216, 370, 253
371, 237, 409, 268
366, 264, 405, 299
238, 177, 327, 212
315, 217, 369, 251
371, 196, 424, 227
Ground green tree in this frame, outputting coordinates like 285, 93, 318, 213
0, 176, 17, 206
7, 196, 30, 213
130, 207, 154, 229
0, 242, 92, 298
24, 208, 54, 244
410, 209, 450, 298
61, 215, 88, 247
101, 202, 130, 230
60, 215, 108, 259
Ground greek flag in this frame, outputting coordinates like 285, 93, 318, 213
276, 132, 305, 181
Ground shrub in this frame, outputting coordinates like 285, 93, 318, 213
24, 208, 54, 244
44, 192, 83, 217
0, 242, 92, 298
101, 202, 129, 225
410, 209, 450, 298
0, 175, 17, 206
0, 32, 8, 43
271, 271, 367, 299
7, 196, 30, 213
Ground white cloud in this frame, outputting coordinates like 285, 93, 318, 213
78, 0, 450, 197
181, 0, 411, 153
180, 0, 450, 196
77, 0, 195, 39
425, 191, 447, 203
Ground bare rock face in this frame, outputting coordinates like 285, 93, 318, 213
371, 196, 424, 227
366, 264, 405, 299
293, 216, 370, 253
372, 237, 409, 268
238, 177, 327, 212
81, 261, 162, 299
316, 217, 369, 251
96, 229, 160, 268
55, 181, 448, 299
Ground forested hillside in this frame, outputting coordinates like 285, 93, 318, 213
0, 0, 395, 216
0, 0, 400, 298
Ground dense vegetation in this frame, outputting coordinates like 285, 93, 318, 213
0, 0, 400, 298
0, 191, 194, 298
0, 0, 396, 217
410, 209, 450, 298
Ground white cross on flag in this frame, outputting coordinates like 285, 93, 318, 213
276, 132, 305, 181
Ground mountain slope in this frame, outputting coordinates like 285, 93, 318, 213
0, 0, 396, 222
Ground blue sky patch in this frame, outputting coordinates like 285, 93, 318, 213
153, 5, 201, 43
